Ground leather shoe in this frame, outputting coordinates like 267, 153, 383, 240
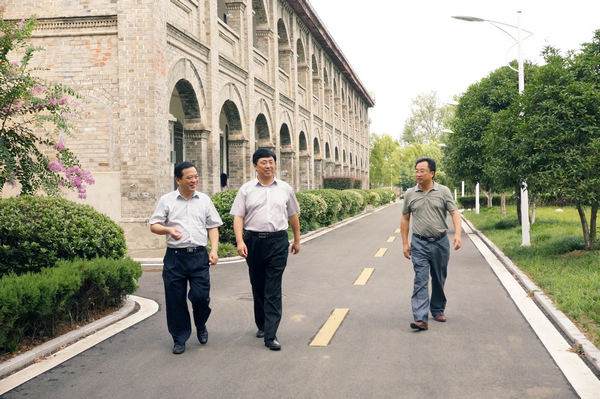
433, 313, 447, 322
256, 329, 265, 338
264, 339, 281, 351
198, 327, 208, 345
172, 343, 185, 354
410, 320, 429, 331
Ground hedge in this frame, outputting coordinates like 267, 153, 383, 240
0, 196, 126, 277
457, 194, 516, 209
211, 190, 238, 245
0, 257, 142, 354
306, 189, 343, 226
323, 177, 362, 190
371, 188, 396, 205
296, 192, 327, 233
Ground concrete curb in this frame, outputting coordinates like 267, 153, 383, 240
136, 201, 399, 267
462, 216, 600, 377
0, 298, 136, 380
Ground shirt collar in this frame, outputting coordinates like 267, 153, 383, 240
176, 190, 200, 200
254, 178, 278, 187
415, 182, 439, 192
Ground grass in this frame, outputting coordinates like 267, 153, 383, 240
464, 206, 600, 347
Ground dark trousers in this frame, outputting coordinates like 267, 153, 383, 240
162, 247, 211, 345
410, 234, 450, 322
244, 231, 289, 342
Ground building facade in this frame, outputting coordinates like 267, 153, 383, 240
3, 0, 374, 250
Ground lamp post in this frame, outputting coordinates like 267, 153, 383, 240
452, 12, 532, 246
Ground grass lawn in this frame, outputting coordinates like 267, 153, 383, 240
464, 206, 600, 347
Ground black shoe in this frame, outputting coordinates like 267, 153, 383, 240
198, 327, 208, 345
172, 343, 185, 354
265, 339, 281, 351
256, 329, 265, 338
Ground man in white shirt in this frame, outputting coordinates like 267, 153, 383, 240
230, 148, 301, 351
149, 161, 223, 354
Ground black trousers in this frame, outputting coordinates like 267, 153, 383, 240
244, 231, 289, 342
162, 247, 211, 345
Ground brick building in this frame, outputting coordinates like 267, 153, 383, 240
3, 0, 374, 249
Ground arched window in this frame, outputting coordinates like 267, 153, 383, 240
252, 0, 269, 54
280, 123, 291, 147
277, 19, 291, 73
296, 39, 307, 87
299, 131, 307, 152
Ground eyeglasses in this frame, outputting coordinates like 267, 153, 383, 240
183, 175, 199, 181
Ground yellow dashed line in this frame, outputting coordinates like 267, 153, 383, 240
394, 228, 400, 234
354, 267, 375, 285
387, 236, 396, 243
310, 308, 350, 347
374, 248, 387, 257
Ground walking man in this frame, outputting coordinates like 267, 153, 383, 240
230, 148, 301, 351
149, 161, 223, 354
401, 157, 462, 331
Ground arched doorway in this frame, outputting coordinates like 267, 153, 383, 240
219, 100, 243, 188
279, 124, 294, 181
313, 137, 322, 188
169, 79, 202, 189
298, 131, 309, 189
254, 113, 271, 150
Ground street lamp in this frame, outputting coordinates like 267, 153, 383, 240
452, 12, 533, 246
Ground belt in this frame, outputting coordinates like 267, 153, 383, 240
413, 232, 447, 242
244, 230, 287, 239
167, 246, 206, 254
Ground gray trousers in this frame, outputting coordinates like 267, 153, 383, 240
410, 234, 450, 322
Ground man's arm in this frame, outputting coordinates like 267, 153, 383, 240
400, 213, 411, 259
450, 210, 462, 250
289, 213, 301, 254
150, 223, 182, 240
207, 227, 219, 265
233, 215, 247, 258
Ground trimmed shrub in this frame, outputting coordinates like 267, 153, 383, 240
457, 194, 516, 209
372, 188, 396, 204
307, 189, 342, 226
0, 196, 126, 277
365, 190, 381, 206
296, 192, 327, 233
323, 177, 361, 190
339, 190, 365, 216
349, 189, 370, 208
0, 257, 141, 354
211, 190, 238, 245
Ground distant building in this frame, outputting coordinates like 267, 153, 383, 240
3, 0, 374, 249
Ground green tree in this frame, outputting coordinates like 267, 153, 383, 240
516, 37, 600, 249
369, 134, 401, 187
0, 17, 93, 197
402, 91, 453, 144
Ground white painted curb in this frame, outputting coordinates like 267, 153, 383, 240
0, 295, 159, 395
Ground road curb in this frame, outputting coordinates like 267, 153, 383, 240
462, 216, 600, 377
136, 201, 399, 268
0, 295, 159, 395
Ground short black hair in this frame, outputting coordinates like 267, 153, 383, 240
415, 157, 436, 177
252, 148, 276, 165
174, 161, 196, 179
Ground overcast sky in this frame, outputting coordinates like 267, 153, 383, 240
310, 0, 600, 139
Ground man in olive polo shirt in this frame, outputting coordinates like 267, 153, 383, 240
401, 157, 462, 331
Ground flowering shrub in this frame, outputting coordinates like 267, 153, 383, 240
0, 17, 93, 197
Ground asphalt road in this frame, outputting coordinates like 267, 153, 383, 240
3, 203, 577, 398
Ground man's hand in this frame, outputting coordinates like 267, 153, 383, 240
403, 243, 411, 259
169, 227, 183, 240
209, 249, 219, 266
453, 235, 462, 251
237, 241, 248, 258
290, 241, 300, 254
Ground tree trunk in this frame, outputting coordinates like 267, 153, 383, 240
591, 205, 598, 249
485, 191, 493, 207
500, 193, 507, 216
516, 185, 522, 225
576, 204, 592, 250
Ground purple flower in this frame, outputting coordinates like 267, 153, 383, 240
31, 85, 46, 96
78, 192, 87, 200
58, 96, 68, 106
54, 136, 65, 151
48, 98, 59, 106
10, 61, 19, 67
48, 160, 64, 172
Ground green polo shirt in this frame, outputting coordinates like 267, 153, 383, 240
402, 182, 457, 237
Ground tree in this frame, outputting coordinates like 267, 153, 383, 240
515, 38, 600, 249
369, 134, 401, 187
0, 17, 93, 198
402, 91, 452, 144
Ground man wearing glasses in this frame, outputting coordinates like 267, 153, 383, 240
401, 157, 462, 331
149, 161, 223, 354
